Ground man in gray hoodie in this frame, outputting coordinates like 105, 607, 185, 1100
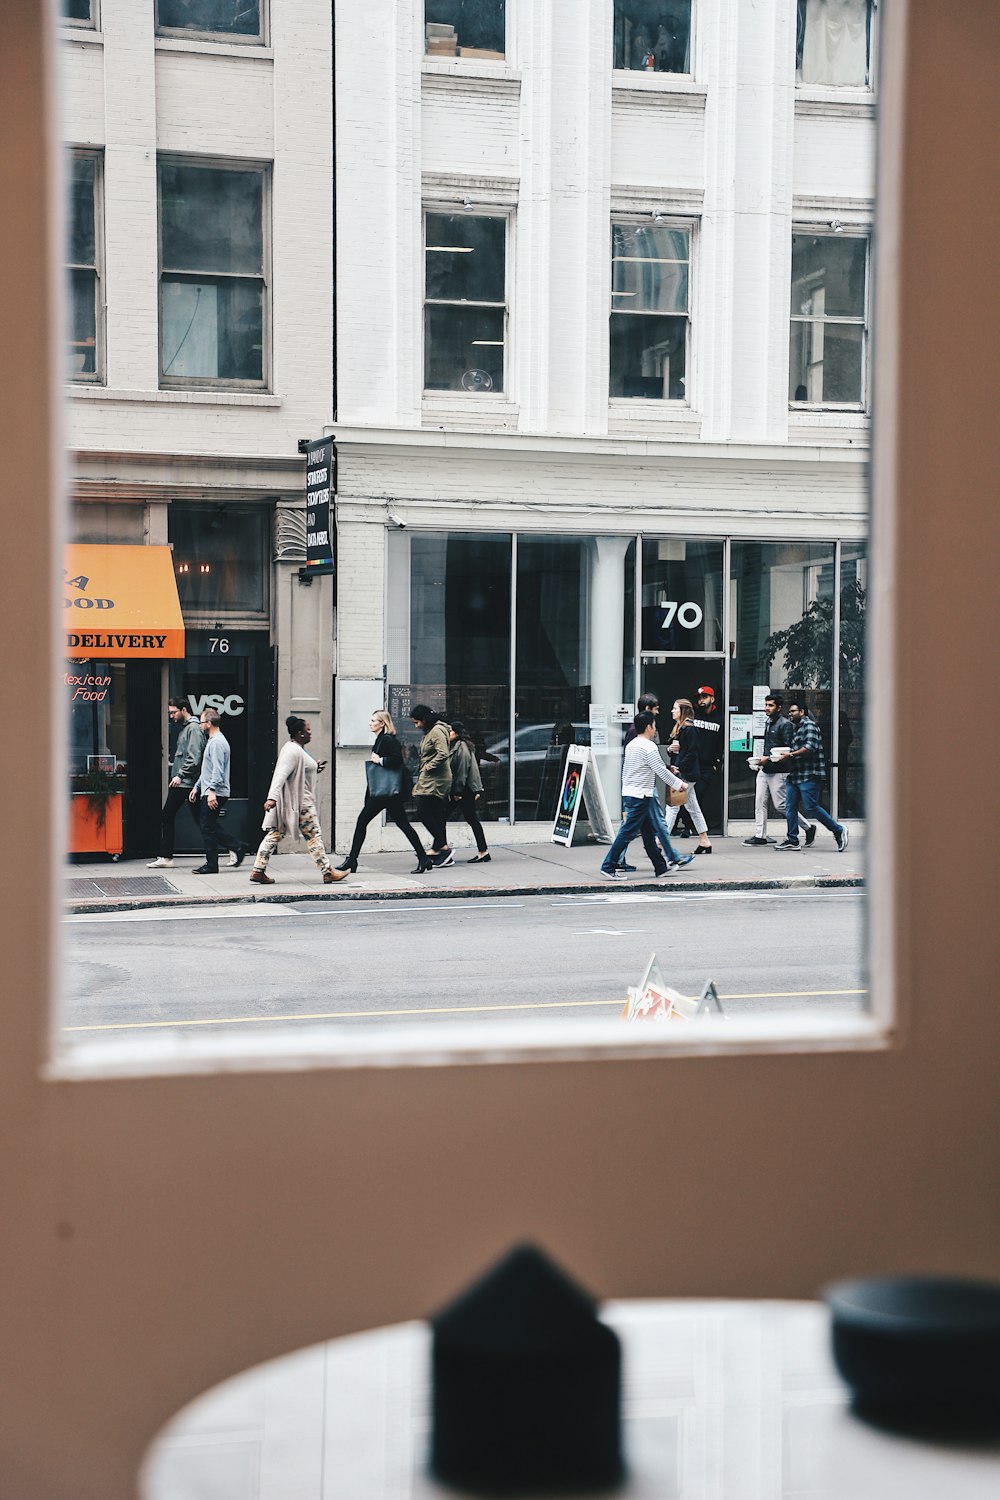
148, 698, 206, 868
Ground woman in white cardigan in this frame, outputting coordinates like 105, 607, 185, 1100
250, 716, 347, 885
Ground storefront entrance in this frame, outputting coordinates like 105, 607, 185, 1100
641, 657, 727, 834
168, 629, 276, 854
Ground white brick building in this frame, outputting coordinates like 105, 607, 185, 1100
60, 0, 333, 855
332, 0, 875, 849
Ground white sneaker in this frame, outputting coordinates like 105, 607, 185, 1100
228, 849, 240, 866
601, 868, 628, 880
147, 857, 173, 868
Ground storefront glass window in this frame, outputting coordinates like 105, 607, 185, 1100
387, 532, 512, 820
839, 541, 867, 818
641, 538, 723, 653
729, 541, 836, 823
169, 504, 269, 615
425, 1, 505, 59
613, 2, 692, 73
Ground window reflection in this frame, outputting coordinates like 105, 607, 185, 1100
425, 1, 505, 59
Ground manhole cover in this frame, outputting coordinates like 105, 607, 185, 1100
66, 875, 180, 899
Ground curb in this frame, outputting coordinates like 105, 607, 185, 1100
65, 875, 864, 917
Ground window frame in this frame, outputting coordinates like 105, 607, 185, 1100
609, 215, 694, 406
65, 146, 105, 387
156, 154, 272, 393
422, 205, 512, 400
60, 0, 99, 29
423, 0, 507, 65
154, 0, 268, 47
611, 0, 695, 82
795, 0, 878, 96
789, 226, 871, 412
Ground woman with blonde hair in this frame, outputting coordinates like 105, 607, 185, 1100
337, 708, 431, 873
665, 698, 712, 853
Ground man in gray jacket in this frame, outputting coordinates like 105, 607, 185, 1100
148, 698, 206, 868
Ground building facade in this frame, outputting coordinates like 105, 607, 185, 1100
60, 0, 333, 856
332, 0, 874, 850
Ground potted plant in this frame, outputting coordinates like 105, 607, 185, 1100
69, 765, 126, 857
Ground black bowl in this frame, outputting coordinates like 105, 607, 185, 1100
823, 1275, 1000, 1434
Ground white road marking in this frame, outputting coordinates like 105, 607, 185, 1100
578, 928, 647, 936
65, 905, 298, 925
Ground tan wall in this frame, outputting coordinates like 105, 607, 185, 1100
1, 2, 998, 1495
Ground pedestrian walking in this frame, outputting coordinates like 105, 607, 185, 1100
776, 698, 849, 852
410, 705, 454, 867
188, 708, 252, 874
600, 712, 691, 879
249, 715, 346, 885
744, 691, 815, 847
617, 692, 665, 872
664, 698, 713, 853
338, 709, 430, 874
148, 697, 205, 868
448, 719, 490, 862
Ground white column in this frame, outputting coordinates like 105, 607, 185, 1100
589, 535, 631, 820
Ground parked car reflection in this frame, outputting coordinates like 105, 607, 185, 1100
485, 722, 592, 821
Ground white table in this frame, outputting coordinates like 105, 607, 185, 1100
142, 1300, 1000, 1499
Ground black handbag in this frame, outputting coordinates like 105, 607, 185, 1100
366, 761, 403, 798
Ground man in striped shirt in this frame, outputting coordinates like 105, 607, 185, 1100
600, 713, 692, 879
776, 698, 849, 852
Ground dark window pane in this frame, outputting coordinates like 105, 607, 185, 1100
791, 234, 866, 319
796, 0, 872, 86
424, 304, 504, 392
789, 319, 863, 404
612, 224, 689, 313
425, 1, 505, 57
68, 156, 96, 267
62, 0, 92, 21
838, 542, 867, 818
157, 0, 261, 37
610, 312, 687, 399
160, 164, 263, 275
425, 214, 505, 303
613, 1, 691, 72
641, 539, 724, 654
161, 276, 264, 381
67, 268, 98, 376
169, 505, 268, 613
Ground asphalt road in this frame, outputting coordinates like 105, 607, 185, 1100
62, 888, 865, 1039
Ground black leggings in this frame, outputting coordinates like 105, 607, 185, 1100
414, 793, 449, 853
348, 795, 425, 861
448, 789, 488, 853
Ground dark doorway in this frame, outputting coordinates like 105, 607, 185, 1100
640, 658, 726, 833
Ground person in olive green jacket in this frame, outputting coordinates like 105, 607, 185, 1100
410, 704, 453, 867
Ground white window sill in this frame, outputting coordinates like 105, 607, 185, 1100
608, 400, 700, 438
612, 73, 706, 107
154, 37, 273, 61
422, 57, 518, 83
795, 89, 876, 120
59, 26, 103, 46
788, 409, 870, 446
48, 1009, 891, 1083
67, 385, 281, 407
422, 395, 518, 430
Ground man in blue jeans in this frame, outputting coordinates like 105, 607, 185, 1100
601, 713, 694, 879
777, 698, 849, 852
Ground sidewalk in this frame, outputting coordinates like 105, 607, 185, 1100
65, 822, 865, 914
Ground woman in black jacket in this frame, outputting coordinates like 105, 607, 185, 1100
337, 709, 433, 873
665, 698, 712, 853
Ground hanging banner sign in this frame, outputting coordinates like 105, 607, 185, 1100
304, 437, 336, 574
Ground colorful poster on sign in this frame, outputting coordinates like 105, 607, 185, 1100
551, 746, 588, 845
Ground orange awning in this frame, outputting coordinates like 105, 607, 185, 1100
64, 545, 185, 660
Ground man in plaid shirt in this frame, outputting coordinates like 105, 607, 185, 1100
775, 698, 849, 852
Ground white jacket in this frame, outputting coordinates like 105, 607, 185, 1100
262, 740, 318, 834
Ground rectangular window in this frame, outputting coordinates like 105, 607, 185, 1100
158, 159, 268, 388
61, 0, 96, 24
610, 222, 690, 400
613, 1, 692, 73
169, 503, 269, 615
424, 212, 507, 395
425, 1, 505, 60
156, 1, 264, 41
66, 151, 102, 383
796, 0, 874, 88
789, 232, 868, 407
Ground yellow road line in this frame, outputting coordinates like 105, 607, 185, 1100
63, 989, 868, 1033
